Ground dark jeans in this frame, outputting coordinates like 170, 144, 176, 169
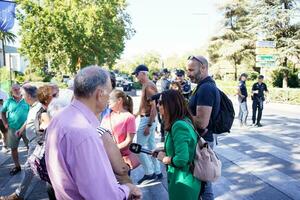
252, 99, 263, 124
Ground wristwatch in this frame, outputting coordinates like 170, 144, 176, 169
147, 123, 152, 127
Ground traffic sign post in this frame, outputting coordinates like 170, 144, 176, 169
256, 55, 276, 62
256, 40, 276, 69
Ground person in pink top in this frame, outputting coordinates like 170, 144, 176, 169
101, 90, 138, 169
45, 66, 141, 200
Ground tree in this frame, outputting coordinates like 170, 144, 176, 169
0, 30, 16, 66
16, 0, 134, 77
208, 0, 255, 80
250, 0, 300, 88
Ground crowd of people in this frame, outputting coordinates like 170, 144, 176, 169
0, 55, 269, 200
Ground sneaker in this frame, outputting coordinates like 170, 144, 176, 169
137, 173, 157, 185
156, 173, 163, 179
9, 166, 21, 176
256, 123, 262, 127
0, 193, 23, 200
1, 146, 10, 153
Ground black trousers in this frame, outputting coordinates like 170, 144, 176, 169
252, 99, 264, 124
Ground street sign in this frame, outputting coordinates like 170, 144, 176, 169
256, 55, 276, 62
256, 41, 276, 48
256, 61, 276, 68
255, 48, 276, 55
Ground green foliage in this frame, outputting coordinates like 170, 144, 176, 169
17, 0, 134, 76
271, 68, 299, 88
208, 0, 255, 80
248, 71, 259, 80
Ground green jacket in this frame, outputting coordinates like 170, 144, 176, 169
165, 118, 201, 200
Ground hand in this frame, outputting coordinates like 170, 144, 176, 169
144, 126, 150, 136
152, 147, 165, 157
126, 183, 142, 200
157, 151, 166, 162
15, 129, 22, 137
3, 122, 8, 129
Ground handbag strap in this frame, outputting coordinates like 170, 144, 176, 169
109, 113, 118, 144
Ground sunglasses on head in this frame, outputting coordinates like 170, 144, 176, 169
188, 56, 204, 66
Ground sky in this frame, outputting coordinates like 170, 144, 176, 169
121, 0, 222, 59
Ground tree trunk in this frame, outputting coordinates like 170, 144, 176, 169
282, 57, 288, 88
2, 39, 5, 66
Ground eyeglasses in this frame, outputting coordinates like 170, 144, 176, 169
188, 56, 204, 66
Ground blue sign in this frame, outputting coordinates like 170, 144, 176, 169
0, 1, 16, 32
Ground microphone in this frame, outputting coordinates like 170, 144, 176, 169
129, 143, 152, 155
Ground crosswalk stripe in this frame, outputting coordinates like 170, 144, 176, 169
215, 144, 300, 200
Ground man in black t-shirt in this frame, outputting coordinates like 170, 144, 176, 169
251, 75, 269, 127
187, 55, 220, 200
237, 73, 248, 126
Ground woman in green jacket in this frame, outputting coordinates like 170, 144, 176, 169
154, 90, 201, 200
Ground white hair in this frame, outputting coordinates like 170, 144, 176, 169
47, 89, 73, 119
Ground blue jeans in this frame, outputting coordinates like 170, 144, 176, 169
137, 117, 161, 175
200, 140, 215, 200
238, 101, 248, 125
15, 139, 38, 198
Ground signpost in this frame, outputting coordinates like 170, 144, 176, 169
256, 40, 276, 69
256, 55, 276, 62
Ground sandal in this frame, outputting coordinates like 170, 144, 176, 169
9, 166, 21, 176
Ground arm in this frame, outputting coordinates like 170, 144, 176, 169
237, 85, 245, 98
147, 86, 157, 125
71, 136, 130, 199
1, 112, 8, 129
158, 122, 191, 167
16, 122, 27, 137
117, 133, 135, 151
193, 105, 212, 130
101, 133, 131, 183
192, 85, 213, 131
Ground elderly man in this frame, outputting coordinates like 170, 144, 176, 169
132, 64, 162, 184
186, 56, 220, 200
1, 84, 30, 176
1, 85, 42, 200
45, 66, 141, 199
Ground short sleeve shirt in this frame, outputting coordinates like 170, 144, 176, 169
101, 111, 136, 156
25, 101, 42, 142
1, 97, 29, 130
252, 82, 268, 101
188, 77, 220, 142
238, 81, 248, 102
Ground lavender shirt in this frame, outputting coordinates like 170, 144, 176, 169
45, 99, 129, 200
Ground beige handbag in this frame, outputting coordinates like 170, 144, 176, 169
192, 136, 222, 182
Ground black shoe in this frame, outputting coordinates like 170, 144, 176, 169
156, 173, 163, 179
9, 166, 21, 176
256, 123, 262, 127
137, 173, 156, 184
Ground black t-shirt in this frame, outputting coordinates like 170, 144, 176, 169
188, 76, 220, 142
238, 81, 248, 102
252, 82, 268, 101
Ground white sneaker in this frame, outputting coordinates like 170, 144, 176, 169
1, 146, 10, 153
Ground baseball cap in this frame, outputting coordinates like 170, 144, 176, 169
175, 69, 185, 76
240, 73, 248, 78
132, 64, 149, 75
162, 68, 170, 74
258, 75, 264, 79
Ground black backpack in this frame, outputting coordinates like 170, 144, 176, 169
212, 89, 235, 134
